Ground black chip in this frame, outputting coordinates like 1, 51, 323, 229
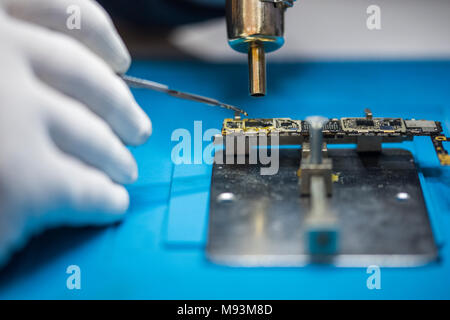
356, 119, 375, 126
279, 121, 297, 128
246, 120, 273, 127
388, 119, 402, 126
226, 122, 240, 129
302, 120, 341, 133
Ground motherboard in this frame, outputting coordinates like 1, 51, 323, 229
221, 114, 450, 165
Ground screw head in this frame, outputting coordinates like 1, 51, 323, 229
217, 192, 236, 203
396, 192, 410, 201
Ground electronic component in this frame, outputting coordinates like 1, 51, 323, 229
432, 136, 450, 165
221, 114, 450, 166
341, 117, 406, 134
223, 118, 302, 134
211, 110, 444, 267
302, 119, 341, 134
405, 120, 440, 133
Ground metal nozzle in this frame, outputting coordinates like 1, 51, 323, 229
248, 42, 266, 97
226, 0, 295, 97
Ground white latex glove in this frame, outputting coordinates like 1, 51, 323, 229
0, 0, 151, 266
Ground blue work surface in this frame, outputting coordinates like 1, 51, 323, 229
1, 60, 450, 299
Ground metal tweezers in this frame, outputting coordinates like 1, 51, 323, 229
121, 75, 248, 117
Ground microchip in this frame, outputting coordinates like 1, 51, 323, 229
302, 120, 341, 133
246, 119, 274, 128
356, 119, 374, 126
388, 119, 402, 126
279, 120, 296, 128
275, 119, 302, 132
226, 121, 241, 129
405, 120, 437, 128
341, 118, 406, 133
405, 120, 438, 133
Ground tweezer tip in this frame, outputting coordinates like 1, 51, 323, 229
223, 103, 248, 117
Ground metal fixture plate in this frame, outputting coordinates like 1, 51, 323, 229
207, 148, 438, 267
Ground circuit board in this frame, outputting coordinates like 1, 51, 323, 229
221, 116, 450, 165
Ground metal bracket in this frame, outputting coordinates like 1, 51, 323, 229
305, 176, 338, 256
356, 108, 383, 152
300, 144, 338, 255
299, 159, 333, 196
299, 142, 332, 196
207, 148, 438, 267
301, 142, 329, 160
357, 136, 382, 152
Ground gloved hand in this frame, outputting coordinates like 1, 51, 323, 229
0, 0, 151, 266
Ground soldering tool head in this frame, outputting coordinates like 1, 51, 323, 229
226, 0, 295, 96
